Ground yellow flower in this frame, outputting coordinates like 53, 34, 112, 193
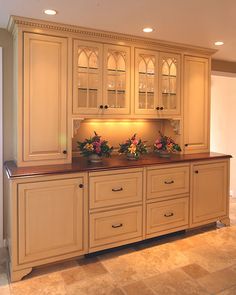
128, 144, 137, 154
84, 143, 94, 151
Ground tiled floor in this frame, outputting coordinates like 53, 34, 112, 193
1, 198, 236, 295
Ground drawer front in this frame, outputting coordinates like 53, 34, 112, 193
146, 198, 189, 235
90, 206, 142, 249
147, 166, 189, 199
89, 172, 142, 209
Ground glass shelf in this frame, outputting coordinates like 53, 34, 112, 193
162, 92, 176, 95
78, 87, 98, 91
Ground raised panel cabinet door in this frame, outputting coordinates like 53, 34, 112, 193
134, 48, 159, 116
159, 52, 181, 117
103, 44, 131, 115
18, 178, 85, 264
183, 56, 210, 153
192, 161, 228, 225
23, 33, 69, 162
73, 40, 103, 115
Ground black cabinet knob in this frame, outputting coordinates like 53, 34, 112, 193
99, 105, 104, 109
195, 170, 199, 174
79, 184, 84, 188
62, 150, 67, 154
156, 107, 160, 110
160, 107, 164, 110
185, 144, 188, 147
104, 105, 109, 109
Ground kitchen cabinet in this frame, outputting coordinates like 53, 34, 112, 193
183, 56, 210, 153
5, 154, 230, 282
6, 173, 88, 282
191, 160, 229, 226
73, 41, 131, 116
135, 49, 181, 117
16, 32, 71, 166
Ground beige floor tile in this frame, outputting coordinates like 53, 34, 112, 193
10, 272, 66, 295
78, 256, 108, 276
100, 251, 160, 286
216, 285, 236, 295
122, 281, 155, 295
144, 268, 209, 295
0, 285, 11, 295
197, 266, 236, 293
64, 273, 119, 295
181, 263, 209, 279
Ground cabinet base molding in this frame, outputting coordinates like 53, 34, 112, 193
10, 267, 33, 282
219, 217, 230, 226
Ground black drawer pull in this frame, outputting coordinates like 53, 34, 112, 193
79, 184, 84, 189
62, 150, 67, 154
164, 180, 174, 185
112, 223, 123, 228
195, 170, 199, 174
164, 212, 174, 217
112, 187, 123, 192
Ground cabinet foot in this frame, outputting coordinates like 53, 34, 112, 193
10, 267, 32, 282
219, 217, 230, 226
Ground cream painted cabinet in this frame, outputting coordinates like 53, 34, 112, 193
159, 52, 181, 116
73, 40, 103, 115
183, 56, 210, 153
18, 178, 86, 264
135, 48, 159, 116
22, 33, 70, 166
73, 41, 131, 116
191, 161, 229, 226
135, 49, 181, 117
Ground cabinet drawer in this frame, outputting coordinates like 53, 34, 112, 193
146, 198, 189, 236
89, 171, 142, 209
147, 165, 189, 199
89, 206, 142, 250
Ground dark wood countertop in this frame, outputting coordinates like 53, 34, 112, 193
4, 152, 232, 179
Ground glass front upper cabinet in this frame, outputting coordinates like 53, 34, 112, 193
135, 49, 159, 115
103, 44, 130, 115
159, 52, 181, 115
73, 40, 103, 114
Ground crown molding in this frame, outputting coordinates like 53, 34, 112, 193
8, 15, 217, 56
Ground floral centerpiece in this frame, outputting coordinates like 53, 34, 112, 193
118, 134, 147, 160
78, 131, 113, 162
154, 132, 181, 157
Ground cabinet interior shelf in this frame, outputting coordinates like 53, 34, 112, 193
139, 91, 154, 94
108, 69, 126, 73
78, 87, 98, 91
162, 92, 176, 95
139, 72, 155, 75
162, 74, 177, 78
108, 89, 126, 93
78, 66, 98, 70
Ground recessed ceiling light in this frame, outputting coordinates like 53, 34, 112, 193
44, 9, 57, 16
143, 27, 154, 33
214, 41, 224, 46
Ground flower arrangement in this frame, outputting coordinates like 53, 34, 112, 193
154, 132, 181, 155
118, 134, 147, 160
78, 132, 113, 160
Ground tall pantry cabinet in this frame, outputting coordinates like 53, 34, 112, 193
12, 27, 72, 167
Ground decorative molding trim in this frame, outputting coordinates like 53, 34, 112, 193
212, 59, 236, 74
8, 15, 217, 56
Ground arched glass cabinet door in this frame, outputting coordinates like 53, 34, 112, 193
73, 40, 103, 115
103, 44, 130, 115
159, 52, 181, 116
134, 49, 159, 115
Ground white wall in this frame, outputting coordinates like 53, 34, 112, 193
211, 72, 236, 196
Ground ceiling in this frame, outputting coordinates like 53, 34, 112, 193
0, 0, 235, 61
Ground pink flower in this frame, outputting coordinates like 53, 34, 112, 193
156, 143, 162, 149
155, 139, 160, 145
95, 147, 101, 154
132, 139, 138, 145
